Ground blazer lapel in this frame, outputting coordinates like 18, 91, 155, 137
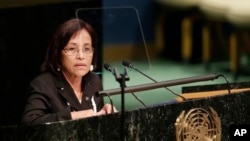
54, 73, 82, 111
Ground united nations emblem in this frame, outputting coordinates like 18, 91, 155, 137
175, 107, 221, 141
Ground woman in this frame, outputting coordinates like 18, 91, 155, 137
21, 18, 117, 125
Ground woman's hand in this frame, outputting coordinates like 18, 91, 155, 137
71, 109, 98, 120
98, 104, 118, 115
71, 104, 118, 120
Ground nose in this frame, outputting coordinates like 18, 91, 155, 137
76, 50, 85, 59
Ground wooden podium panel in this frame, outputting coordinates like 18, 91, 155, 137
176, 87, 250, 102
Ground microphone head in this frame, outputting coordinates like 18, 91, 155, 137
122, 60, 134, 68
104, 63, 112, 72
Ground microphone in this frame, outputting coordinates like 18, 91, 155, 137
122, 60, 187, 101
104, 63, 123, 81
104, 63, 113, 72
103, 63, 147, 108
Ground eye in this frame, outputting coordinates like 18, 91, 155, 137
84, 47, 91, 52
68, 47, 77, 51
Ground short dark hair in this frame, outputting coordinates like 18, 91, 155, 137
41, 18, 98, 74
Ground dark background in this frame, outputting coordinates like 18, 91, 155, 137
0, 0, 205, 126
0, 0, 158, 126
0, 0, 103, 126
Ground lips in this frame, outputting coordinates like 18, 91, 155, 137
75, 63, 86, 66
75, 63, 87, 69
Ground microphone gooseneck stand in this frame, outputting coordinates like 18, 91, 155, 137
122, 61, 186, 101
104, 63, 147, 107
113, 67, 129, 141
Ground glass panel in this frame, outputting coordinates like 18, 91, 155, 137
75, 7, 151, 90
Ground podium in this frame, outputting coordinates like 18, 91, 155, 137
1, 81, 250, 141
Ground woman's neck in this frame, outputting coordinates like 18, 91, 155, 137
62, 71, 82, 92
62, 71, 83, 102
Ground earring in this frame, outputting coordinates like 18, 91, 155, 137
57, 66, 61, 71
90, 65, 94, 71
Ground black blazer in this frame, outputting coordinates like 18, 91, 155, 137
21, 71, 104, 125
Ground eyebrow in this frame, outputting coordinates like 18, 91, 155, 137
67, 42, 77, 46
67, 42, 91, 46
83, 43, 92, 46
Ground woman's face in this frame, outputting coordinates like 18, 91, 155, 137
61, 29, 93, 78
